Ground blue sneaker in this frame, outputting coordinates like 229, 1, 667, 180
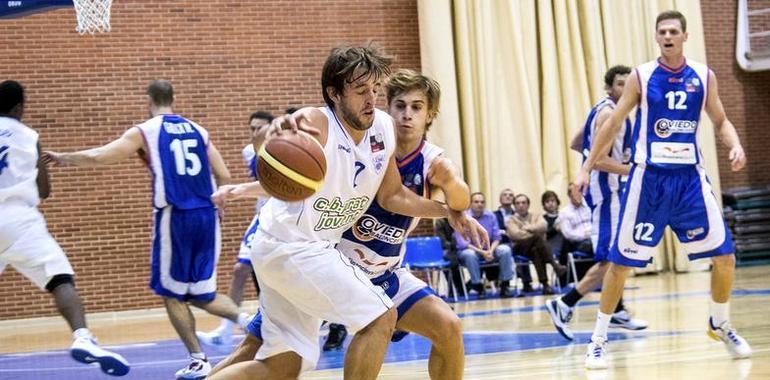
70, 337, 130, 376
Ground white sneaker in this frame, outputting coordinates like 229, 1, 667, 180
70, 337, 130, 376
707, 318, 752, 359
175, 357, 211, 380
545, 298, 574, 341
196, 325, 232, 347
609, 309, 648, 330
585, 336, 608, 369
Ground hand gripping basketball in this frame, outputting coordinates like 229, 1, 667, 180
257, 131, 327, 202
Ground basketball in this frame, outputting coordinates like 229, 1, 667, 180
257, 132, 327, 202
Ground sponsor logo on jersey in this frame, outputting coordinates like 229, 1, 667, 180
623, 247, 638, 255
0, 129, 12, 138
350, 214, 406, 244
654, 118, 697, 138
370, 133, 385, 152
312, 196, 370, 231
337, 144, 351, 153
668, 77, 684, 83
686, 227, 705, 240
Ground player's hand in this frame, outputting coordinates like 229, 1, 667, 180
573, 166, 590, 194
41, 151, 66, 166
211, 184, 243, 210
448, 210, 490, 250
729, 145, 746, 171
265, 109, 321, 139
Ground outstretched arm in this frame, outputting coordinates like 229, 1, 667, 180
704, 70, 745, 172
36, 142, 50, 199
44, 127, 144, 167
207, 142, 232, 186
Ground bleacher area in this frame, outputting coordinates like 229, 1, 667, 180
724, 185, 770, 266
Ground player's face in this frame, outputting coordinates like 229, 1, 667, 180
608, 73, 628, 101
337, 72, 382, 131
470, 194, 486, 215
250, 117, 271, 150
389, 89, 434, 144
655, 19, 688, 57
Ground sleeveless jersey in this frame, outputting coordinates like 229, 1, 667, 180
241, 143, 269, 212
631, 58, 709, 169
0, 116, 39, 207
337, 140, 444, 278
581, 97, 632, 207
257, 106, 396, 243
136, 114, 216, 210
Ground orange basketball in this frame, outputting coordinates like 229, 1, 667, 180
257, 132, 326, 202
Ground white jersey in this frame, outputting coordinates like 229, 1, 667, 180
257, 106, 396, 243
0, 116, 40, 208
337, 141, 443, 278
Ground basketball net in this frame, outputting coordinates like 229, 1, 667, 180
73, 0, 113, 34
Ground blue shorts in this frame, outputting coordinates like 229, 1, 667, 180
237, 215, 260, 266
150, 206, 220, 301
609, 165, 734, 268
246, 311, 263, 340
589, 189, 621, 263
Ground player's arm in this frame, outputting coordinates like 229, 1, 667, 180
207, 142, 231, 186
569, 128, 584, 153
44, 127, 144, 167
36, 142, 51, 199
704, 70, 746, 172
211, 181, 269, 209
575, 70, 640, 191
591, 107, 631, 176
265, 107, 328, 147
426, 155, 470, 212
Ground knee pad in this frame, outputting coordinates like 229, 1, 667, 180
45, 274, 75, 292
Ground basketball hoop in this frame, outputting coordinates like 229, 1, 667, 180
72, 0, 112, 34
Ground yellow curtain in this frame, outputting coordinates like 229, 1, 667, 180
418, 0, 718, 272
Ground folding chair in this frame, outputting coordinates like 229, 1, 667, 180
404, 236, 465, 301
566, 250, 594, 285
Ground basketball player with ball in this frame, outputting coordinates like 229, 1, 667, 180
207, 44, 488, 380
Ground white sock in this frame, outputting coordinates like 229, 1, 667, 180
190, 352, 207, 361
218, 318, 234, 332
236, 312, 250, 330
710, 300, 729, 327
72, 328, 93, 340
591, 311, 612, 342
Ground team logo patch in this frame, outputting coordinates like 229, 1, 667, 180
654, 118, 697, 138
370, 133, 385, 152
685, 78, 700, 92
372, 153, 386, 173
350, 214, 406, 244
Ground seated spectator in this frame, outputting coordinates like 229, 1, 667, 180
434, 217, 466, 298
457, 192, 515, 298
494, 188, 533, 293
541, 190, 563, 259
558, 184, 594, 278
506, 194, 568, 295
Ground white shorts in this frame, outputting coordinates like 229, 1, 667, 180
0, 204, 74, 290
250, 229, 393, 373
372, 268, 433, 318
237, 214, 260, 264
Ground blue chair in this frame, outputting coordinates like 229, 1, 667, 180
404, 236, 465, 301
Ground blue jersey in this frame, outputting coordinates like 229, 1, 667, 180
137, 114, 215, 210
337, 140, 443, 278
581, 97, 632, 209
631, 58, 710, 169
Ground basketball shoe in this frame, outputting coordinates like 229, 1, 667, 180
175, 357, 211, 380
545, 298, 574, 341
608, 309, 648, 330
70, 337, 130, 376
196, 323, 233, 347
707, 318, 751, 359
585, 336, 608, 369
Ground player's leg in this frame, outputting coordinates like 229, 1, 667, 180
381, 269, 462, 379
209, 312, 263, 376
345, 308, 397, 380
164, 296, 203, 354
673, 167, 750, 358
208, 351, 301, 380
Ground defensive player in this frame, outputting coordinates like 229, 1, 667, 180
545, 66, 648, 341
0, 80, 129, 376
575, 11, 751, 369
45, 80, 250, 379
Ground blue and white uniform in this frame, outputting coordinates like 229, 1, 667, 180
610, 58, 734, 267
249, 107, 395, 372
137, 114, 221, 301
236, 144, 268, 266
0, 116, 74, 289
338, 140, 443, 323
581, 97, 632, 261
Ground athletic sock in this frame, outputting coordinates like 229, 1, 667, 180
614, 297, 625, 314
591, 311, 612, 341
72, 328, 93, 340
710, 300, 729, 327
561, 288, 583, 308
190, 352, 207, 361
236, 312, 250, 330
